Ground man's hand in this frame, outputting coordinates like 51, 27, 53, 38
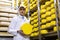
17, 30, 27, 36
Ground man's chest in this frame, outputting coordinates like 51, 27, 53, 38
15, 18, 27, 29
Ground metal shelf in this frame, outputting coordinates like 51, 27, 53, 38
0, 0, 12, 4
0, 27, 8, 32
40, 26, 55, 30
30, 31, 57, 40
0, 32, 13, 37
42, 31, 57, 37
0, 8, 17, 14
30, 7, 37, 13
38, 0, 60, 40
28, 0, 60, 40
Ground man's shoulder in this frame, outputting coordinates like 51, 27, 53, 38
24, 16, 27, 19
12, 16, 18, 20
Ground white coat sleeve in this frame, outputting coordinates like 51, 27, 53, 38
8, 17, 17, 36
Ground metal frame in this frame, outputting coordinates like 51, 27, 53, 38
16, 0, 18, 9
28, 0, 30, 20
11, 0, 15, 9
27, 0, 60, 40
55, 0, 60, 40
37, 0, 42, 40
37, 0, 60, 40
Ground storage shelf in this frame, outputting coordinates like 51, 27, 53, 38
42, 31, 57, 37
0, 32, 13, 37
0, 20, 11, 22
30, 7, 37, 13
0, 8, 17, 14
40, 26, 55, 30
0, 0, 12, 4
0, 27, 8, 31
0, 15, 17, 18
0, 22, 10, 26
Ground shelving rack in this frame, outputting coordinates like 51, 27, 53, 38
0, 0, 17, 38
26, 0, 60, 40
11, 0, 60, 40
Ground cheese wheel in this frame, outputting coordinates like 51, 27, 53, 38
21, 22, 33, 35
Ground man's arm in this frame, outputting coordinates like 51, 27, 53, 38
8, 17, 17, 36
8, 17, 27, 36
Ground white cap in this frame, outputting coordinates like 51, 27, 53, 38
19, 2, 26, 9
20, 5, 26, 8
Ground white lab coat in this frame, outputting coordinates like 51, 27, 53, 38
8, 15, 30, 40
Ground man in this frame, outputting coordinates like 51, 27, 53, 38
8, 5, 30, 40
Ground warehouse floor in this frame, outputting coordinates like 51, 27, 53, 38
0, 37, 13, 40
0, 38, 13, 40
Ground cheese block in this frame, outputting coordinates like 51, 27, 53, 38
50, 21, 56, 26
51, 8, 56, 14
0, 17, 8, 21
0, 22, 10, 26
40, 30, 48, 34
31, 11, 37, 17
46, 7, 51, 11
45, 11, 52, 16
53, 26, 57, 31
41, 25, 46, 29
30, 33, 35, 37
46, 23, 51, 27
31, 21, 34, 24
34, 32, 39, 36
41, 5, 46, 9
8, 18, 12, 21
40, 9, 46, 14
41, 19, 46, 23
33, 23, 38, 27
50, 0, 54, 2
45, 1, 51, 6
46, 17, 52, 22
0, 27, 8, 31
51, 14, 56, 19
8, 14, 17, 18
41, 14, 46, 18
33, 15, 38, 19
34, 19, 38, 23
51, 3, 54, 8
33, 27, 38, 31
0, 2, 11, 6
0, 13, 8, 17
